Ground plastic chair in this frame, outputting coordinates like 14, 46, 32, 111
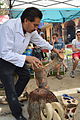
65, 45, 80, 70
65, 44, 73, 67
41, 49, 51, 61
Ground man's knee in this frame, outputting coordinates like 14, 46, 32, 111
74, 57, 79, 63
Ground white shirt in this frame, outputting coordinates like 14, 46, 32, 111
72, 39, 80, 49
0, 18, 53, 67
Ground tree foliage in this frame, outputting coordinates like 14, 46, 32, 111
0, 2, 9, 15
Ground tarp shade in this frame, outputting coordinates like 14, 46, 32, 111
41, 8, 80, 22
8, 8, 80, 23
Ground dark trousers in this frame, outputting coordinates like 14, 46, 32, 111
0, 58, 30, 118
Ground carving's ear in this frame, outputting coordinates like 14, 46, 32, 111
51, 102, 64, 119
41, 103, 62, 120
41, 103, 53, 120
52, 109, 61, 120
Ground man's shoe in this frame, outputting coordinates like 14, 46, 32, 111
70, 71, 75, 78
56, 74, 63, 80
16, 115, 27, 120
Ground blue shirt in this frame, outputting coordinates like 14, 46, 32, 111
54, 41, 65, 50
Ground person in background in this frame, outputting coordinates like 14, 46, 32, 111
67, 34, 71, 43
0, 7, 59, 120
32, 44, 43, 60
58, 34, 68, 72
52, 33, 65, 79
70, 29, 80, 78
58, 34, 63, 42
37, 29, 47, 59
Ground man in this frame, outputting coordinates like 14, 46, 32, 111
70, 29, 80, 78
0, 7, 58, 120
52, 33, 65, 79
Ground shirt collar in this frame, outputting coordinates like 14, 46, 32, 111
15, 18, 24, 36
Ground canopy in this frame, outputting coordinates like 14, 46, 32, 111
2, 0, 80, 23
9, 8, 80, 23
8, 0, 80, 8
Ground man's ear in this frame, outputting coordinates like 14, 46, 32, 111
24, 18, 28, 23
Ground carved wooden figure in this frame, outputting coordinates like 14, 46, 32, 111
28, 88, 59, 120
34, 52, 63, 89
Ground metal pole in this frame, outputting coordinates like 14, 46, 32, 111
9, 0, 12, 9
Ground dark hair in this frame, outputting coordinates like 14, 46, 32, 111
77, 31, 80, 33
52, 33, 58, 37
21, 7, 43, 22
33, 43, 36, 47
38, 28, 41, 31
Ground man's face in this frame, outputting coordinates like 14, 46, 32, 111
52, 35, 58, 42
23, 17, 41, 33
77, 32, 80, 40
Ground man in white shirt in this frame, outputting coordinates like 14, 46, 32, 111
70, 29, 80, 78
0, 7, 59, 120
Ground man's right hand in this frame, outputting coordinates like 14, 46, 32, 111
51, 48, 59, 54
25, 56, 43, 69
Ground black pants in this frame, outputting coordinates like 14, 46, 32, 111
0, 59, 30, 118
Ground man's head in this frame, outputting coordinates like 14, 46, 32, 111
21, 7, 43, 33
76, 29, 80, 41
52, 33, 58, 42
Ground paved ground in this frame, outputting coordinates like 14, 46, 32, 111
0, 60, 80, 120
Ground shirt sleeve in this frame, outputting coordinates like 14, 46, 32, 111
30, 31, 53, 50
0, 25, 26, 67
72, 39, 76, 46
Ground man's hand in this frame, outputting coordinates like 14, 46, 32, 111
59, 49, 64, 53
25, 56, 43, 69
51, 48, 64, 60
51, 48, 59, 54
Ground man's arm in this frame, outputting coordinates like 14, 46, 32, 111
72, 44, 80, 52
59, 48, 65, 53
0, 25, 43, 68
31, 31, 59, 54
51, 48, 59, 54
0, 25, 27, 67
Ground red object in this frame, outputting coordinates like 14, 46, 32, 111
41, 49, 49, 53
72, 52, 80, 59
66, 44, 72, 48
0, 15, 9, 24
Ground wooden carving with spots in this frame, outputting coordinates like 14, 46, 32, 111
28, 88, 58, 120
34, 52, 63, 89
